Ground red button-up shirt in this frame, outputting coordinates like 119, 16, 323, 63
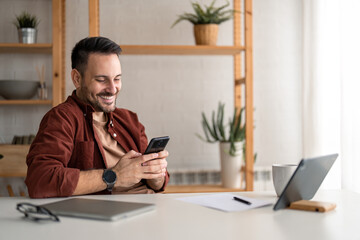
25, 91, 169, 198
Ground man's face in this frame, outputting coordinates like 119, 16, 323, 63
75, 53, 122, 112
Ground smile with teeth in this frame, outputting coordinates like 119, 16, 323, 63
100, 95, 114, 100
98, 94, 115, 104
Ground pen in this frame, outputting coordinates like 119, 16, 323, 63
233, 196, 252, 205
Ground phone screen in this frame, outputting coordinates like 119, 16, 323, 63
144, 136, 170, 154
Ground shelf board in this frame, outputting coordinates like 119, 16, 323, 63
0, 43, 52, 54
0, 99, 52, 105
120, 45, 245, 55
164, 184, 244, 193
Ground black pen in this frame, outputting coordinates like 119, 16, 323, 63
233, 196, 252, 205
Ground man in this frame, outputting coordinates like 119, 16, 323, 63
25, 37, 169, 198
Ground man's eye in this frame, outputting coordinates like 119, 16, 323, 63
95, 79, 105, 82
114, 78, 121, 82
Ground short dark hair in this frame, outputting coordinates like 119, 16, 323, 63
71, 37, 122, 76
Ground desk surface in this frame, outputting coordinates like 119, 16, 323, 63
0, 190, 359, 240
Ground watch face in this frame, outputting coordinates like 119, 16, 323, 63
104, 170, 117, 184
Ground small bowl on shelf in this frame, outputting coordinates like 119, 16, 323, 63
0, 80, 40, 100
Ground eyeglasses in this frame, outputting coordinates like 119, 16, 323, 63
16, 202, 60, 222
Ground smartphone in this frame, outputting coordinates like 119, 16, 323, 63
144, 136, 170, 154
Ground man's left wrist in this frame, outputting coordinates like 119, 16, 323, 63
102, 168, 117, 192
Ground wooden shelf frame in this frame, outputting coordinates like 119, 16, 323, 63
52, 0, 66, 107
0, 43, 52, 54
0, 100, 52, 105
0, 0, 65, 107
120, 45, 245, 55
244, 0, 254, 191
88, 0, 254, 192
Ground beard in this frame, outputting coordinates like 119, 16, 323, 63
94, 92, 117, 113
77, 85, 117, 113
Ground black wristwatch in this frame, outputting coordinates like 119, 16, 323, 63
102, 169, 117, 192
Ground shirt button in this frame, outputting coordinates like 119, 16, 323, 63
113, 133, 117, 138
84, 113, 86, 117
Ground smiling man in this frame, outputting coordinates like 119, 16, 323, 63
25, 37, 169, 198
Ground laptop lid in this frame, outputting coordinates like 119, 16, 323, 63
40, 198, 155, 221
273, 153, 338, 211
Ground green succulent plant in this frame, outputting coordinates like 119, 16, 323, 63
171, 0, 236, 28
196, 102, 245, 156
13, 11, 40, 29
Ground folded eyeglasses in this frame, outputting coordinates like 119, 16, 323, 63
16, 202, 60, 222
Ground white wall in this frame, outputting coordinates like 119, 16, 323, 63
253, 0, 303, 166
0, 0, 303, 174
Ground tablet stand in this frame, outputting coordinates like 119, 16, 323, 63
288, 200, 336, 212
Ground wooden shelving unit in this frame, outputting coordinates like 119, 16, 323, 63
89, 0, 254, 192
0, 0, 65, 107
0, 0, 65, 194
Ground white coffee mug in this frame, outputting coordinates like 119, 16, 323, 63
272, 164, 298, 197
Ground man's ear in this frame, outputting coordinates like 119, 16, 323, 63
71, 69, 81, 88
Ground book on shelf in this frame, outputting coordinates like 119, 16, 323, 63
11, 134, 35, 145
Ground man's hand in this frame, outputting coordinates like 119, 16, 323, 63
112, 150, 168, 188
143, 150, 168, 190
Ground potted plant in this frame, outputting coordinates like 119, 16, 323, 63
13, 11, 40, 44
197, 102, 245, 188
171, 0, 236, 45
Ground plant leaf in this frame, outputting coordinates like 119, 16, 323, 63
14, 11, 39, 29
171, 14, 198, 27
212, 110, 220, 140
202, 112, 218, 140
234, 107, 245, 141
217, 102, 226, 141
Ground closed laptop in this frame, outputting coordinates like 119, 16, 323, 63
40, 198, 155, 221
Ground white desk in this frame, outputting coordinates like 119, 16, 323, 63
0, 190, 359, 240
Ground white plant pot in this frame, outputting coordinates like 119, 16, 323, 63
219, 142, 244, 188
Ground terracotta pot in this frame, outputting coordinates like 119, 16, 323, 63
219, 142, 244, 188
193, 24, 218, 45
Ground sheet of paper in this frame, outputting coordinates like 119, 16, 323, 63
177, 193, 272, 212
